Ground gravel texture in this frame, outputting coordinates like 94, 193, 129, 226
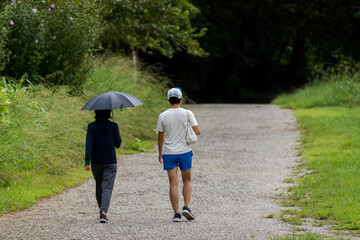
0, 104, 303, 239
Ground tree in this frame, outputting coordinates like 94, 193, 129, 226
143, 0, 360, 102
102, 0, 208, 58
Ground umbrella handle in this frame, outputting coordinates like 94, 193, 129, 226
112, 110, 114, 122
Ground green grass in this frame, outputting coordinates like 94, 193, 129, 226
286, 107, 360, 229
269, 233, 342, 240
274, 72, 360, 108
0, 55, 169, 214
273, 72, 360, 235
0, 169, 91, 212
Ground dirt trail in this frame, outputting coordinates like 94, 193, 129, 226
0, 104, 302, 239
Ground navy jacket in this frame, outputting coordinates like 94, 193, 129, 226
85, 119, 121, 166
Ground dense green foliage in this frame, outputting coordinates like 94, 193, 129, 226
0, 56, 169, 214
0, 0, 207, 87
0, 3, 11, 73
273, 72, 360, 233
0, 0, 103, 86
102, 0, 208, 57
144, 0, 360, 102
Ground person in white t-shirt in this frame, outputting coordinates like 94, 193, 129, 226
156, 87, 201, 222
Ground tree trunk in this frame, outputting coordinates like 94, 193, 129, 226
132, 49, 137, 82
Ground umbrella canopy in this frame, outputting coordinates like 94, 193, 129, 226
81, 91, 143, 111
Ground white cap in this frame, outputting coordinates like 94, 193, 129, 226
167, 88, 182, 100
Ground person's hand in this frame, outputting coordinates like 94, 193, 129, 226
158, 154, 163, 164
85, 165, 91, 171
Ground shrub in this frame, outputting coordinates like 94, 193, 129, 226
0, 0, 103, 86
0, 3, 13, 73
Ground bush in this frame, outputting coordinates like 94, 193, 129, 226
0, 3, 13, 73
0, 0, 103, 86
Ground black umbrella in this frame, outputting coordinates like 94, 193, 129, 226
81, 91, 143, 111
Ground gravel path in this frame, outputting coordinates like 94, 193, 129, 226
0, 104, 301, 239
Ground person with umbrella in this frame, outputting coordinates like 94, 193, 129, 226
82, 91, 143, 223
156, 87, 201, 222
85, 109, 120, 223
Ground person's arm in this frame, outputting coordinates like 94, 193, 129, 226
157, 131, 165, 164
114, 123, 121, 149
85, 125, 93, 171
192, 125, 201, 135
188, 110, 201, 135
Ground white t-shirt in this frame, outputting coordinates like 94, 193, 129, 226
156, 107, 198, 155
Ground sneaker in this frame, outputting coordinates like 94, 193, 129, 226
182, 206, 195, 220
172, 213, 181, 222
100, 213, 108, 223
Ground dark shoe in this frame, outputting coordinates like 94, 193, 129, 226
182, 206, 195, 220
100, 213, 108, 223
172, 213, 181, 222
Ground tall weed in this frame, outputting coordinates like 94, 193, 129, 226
0, 55, 169, 214
0, 76, 32, 121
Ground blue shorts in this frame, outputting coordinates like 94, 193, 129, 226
163, 151, 193, 171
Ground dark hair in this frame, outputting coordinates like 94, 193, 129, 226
169, 97, 181, 105
95, 110, 112, 120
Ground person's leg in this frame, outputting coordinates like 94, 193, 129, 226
91, 164, 103, 210
167, 167, 179, 214
181, 168, 195, 220
178, 151, 193, 207
179, 151, 195, 220
181, 168, 192, 207
99, 163, 117, 214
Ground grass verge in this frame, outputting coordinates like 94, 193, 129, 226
269, 233, 341, 240
272, 72, 360, 236
0, 55, 169, 214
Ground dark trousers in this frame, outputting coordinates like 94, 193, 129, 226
91, 163, 117, 213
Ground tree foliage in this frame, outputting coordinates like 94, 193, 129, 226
0, 3, 13, 74
0, 0, 208, 87
102, 0, 208, 57
0, 0, 103, 86
143, 0, 360, 102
